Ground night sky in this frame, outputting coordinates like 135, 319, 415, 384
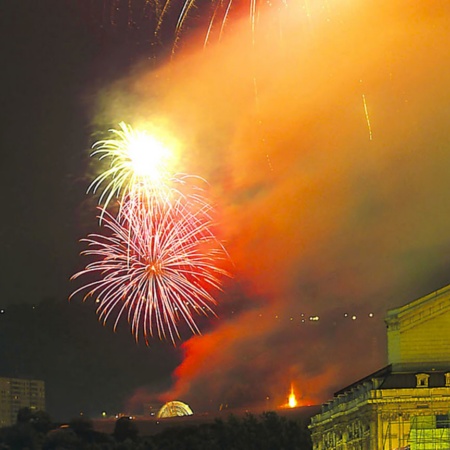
0, 0, 183, 420
1, 0, 450, 422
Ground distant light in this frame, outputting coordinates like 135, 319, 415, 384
0, 309, 5, 314
102, 411, 107, 417
290, 317, 293, 321
309, 316, 319, 321
352, 315, 357, 320
344, 313, 348, 317
368, 313, 374, 318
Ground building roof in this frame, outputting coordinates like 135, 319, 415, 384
334, 365, 450, 398
334, 365, 391, 396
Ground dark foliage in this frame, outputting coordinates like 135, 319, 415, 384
0, 410, 312, 449
0, 423, 39, 450
144, 411, 312, 450
113, 417, 139, 443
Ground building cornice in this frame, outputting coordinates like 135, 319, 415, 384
385, 284, 450, 332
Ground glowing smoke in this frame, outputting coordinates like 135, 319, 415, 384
94, 0, 450, 410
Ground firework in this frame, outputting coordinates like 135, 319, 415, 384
88, 121, 195, 218
78, 1, 293, 52
70, 193, 230, 343
163, 0, 289, 50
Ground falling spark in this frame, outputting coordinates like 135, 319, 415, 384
362, 93, 373, 141
84, 1, 302, 52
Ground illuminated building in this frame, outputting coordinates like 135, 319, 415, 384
309, 284, 450, 449
157, 400, 193, 418
0, 377, 45, 427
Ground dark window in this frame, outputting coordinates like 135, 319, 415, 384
436, 415, 450, 429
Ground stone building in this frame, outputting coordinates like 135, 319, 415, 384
0, 377, 45, 427
309, 284, 450, 449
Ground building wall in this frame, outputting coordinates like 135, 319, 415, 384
387, 309, 450, 369
310, 285, 450, 449
409, 415, 450, 450
386, 286, 450, 369
373, 386, 450, 449
0, 377, 45, 427
310, 386, 450, 449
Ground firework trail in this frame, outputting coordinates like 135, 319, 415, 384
78, 1, 294, 52
71, 193, 230, 343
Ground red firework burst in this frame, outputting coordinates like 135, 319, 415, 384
70, 193, 230, 344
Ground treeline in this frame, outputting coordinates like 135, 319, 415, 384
0, 408, 312, 449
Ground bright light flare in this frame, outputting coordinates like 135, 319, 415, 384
88, 122, 179, 215
127, 133, 171, 179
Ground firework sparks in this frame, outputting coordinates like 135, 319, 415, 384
361, 93, 373, 141
78, 1, 295, 52
88, 122, 185, 217
71, 193, 230, 343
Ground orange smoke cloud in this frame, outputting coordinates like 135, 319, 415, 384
97, 0, 450, 411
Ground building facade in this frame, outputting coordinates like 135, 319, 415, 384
309, 284, 450, 449
0, 377, 45, 427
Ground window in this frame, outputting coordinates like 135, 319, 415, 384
436, 414, 450, 429
415, 373, 430, 388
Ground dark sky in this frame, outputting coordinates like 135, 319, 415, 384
0, 0, 182, 421
1, 0, 450, 422
1, 1, 94, 305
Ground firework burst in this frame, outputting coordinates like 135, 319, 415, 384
87, 121, 205, 219
71, 193, 230, 343
88, 122, 170, 210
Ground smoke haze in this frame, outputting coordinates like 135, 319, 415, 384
95, 0, 450, 412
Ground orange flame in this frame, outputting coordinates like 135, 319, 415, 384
288, 383, 298, 408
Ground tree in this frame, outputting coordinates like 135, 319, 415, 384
42, 428, 80, 450
113, 417, 139, 443
0, 423, 38, 450
16, 407, 53, 434
147, 412, 313, 450
69, 416, 115, 447
17, 407, 33, 424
